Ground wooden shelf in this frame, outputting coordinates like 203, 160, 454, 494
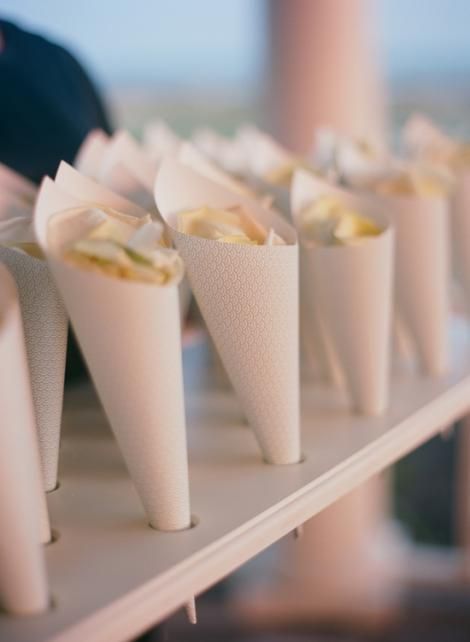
2, 320, 470, 642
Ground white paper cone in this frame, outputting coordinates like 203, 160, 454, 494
54, 161, 150, 219
156, 159, 300, 465
292, 170, 393, 415
0, 245, 67, 492
177, 142, 257, 199
74, 129, 110, 177
101, 130, 157, 192
237, 127, 293, 214
299, 246, 344, 387
0, 191, 32, 221
99, 162, 156, 212
0, 163, 37, 203
452, 171, 470, 307
370, 193, 450, 376
0, 265, 49, 615
35, 180, 191, 531
143, 120, 182, 162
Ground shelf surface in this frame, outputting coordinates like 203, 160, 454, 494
2, 320, 470, 642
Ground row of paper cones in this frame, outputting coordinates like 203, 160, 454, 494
0, 118, 459, 616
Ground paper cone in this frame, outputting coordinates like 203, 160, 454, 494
143, 119, 182, 162
74, 129, 110, 177
177, 142, 257, 199
99, 161, 157, 212
192, 127, 248, 176
292, 170, 394, 415
55, 161, 150, 218
452, 171, 470, 306
0, 191, 32, 221
53, 163, 191, 321
299, 246, 344, 387
35, 179, 191, 531
0, 265, 49, 615
369, 192, 450, 376
402, 115, 465, 323
0, 162, 37, 204
101, 130, 157, 192
0, 245, 68, 492
237, 126, 293, 214
156, 159, 300, 465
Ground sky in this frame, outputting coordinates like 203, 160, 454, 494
0, 0, 469, 89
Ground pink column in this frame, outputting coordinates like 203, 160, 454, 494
268, 0, 386, 152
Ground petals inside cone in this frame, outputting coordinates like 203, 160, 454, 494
51, 206, 183, 285
177, 205, 286, 245
264, 159, 316, 187
300, 196, 382, 246
369, 167, 449, 197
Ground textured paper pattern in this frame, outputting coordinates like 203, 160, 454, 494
370, 193, 449, 376
156, 159, 300, 464
292, 170, 393, 415
35, 179, 191, 531
0, 247, 67, 491
0, 265, 49, 614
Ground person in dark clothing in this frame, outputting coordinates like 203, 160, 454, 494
0, 19, 113, 381
0, 19, 112, 182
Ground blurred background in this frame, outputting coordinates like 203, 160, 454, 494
1, 1, 469, 639
2, 0, 470, 136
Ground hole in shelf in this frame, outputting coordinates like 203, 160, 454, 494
263, 453, 307, 466
148, 514, 199, 533
0, 594, 57, 618
45, 529, 60, 546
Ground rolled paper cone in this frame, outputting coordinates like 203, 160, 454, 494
292, 170, 393, 415
74, 128, 110, 177
177, 142, 256, 199
0, 191, 32, 221
53, 165, 191, 323
0, 265, 49, 615
370, 192, 450, 376
99, 161, 157, 212
0, 162, 37, 203
452, 171, 470, 308
101, 130, 157, 192
55, 161, 150, 219
0, 245, 68, 493
156, 159, 301, 465
299, 244, 344, 387
35, 181, 191, 531
237, 127, 293, 215
143, 119, 182, 161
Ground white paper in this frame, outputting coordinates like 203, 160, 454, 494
156, 159, 300, 464
0, 264, 49, 614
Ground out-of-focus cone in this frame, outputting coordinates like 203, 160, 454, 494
292, 170, 393, 415
453, 174, 470, 306
403, 114, 469, 319
156, 159, 300, 464
371, 191, 449, 375
74, 129, 110, 177
35, 178, 191, 531
0, 264, 49, 614
0, 245, 68, 492
142, 119, 182, 162
100, 130, 157, 191
55, 161, 149, 218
